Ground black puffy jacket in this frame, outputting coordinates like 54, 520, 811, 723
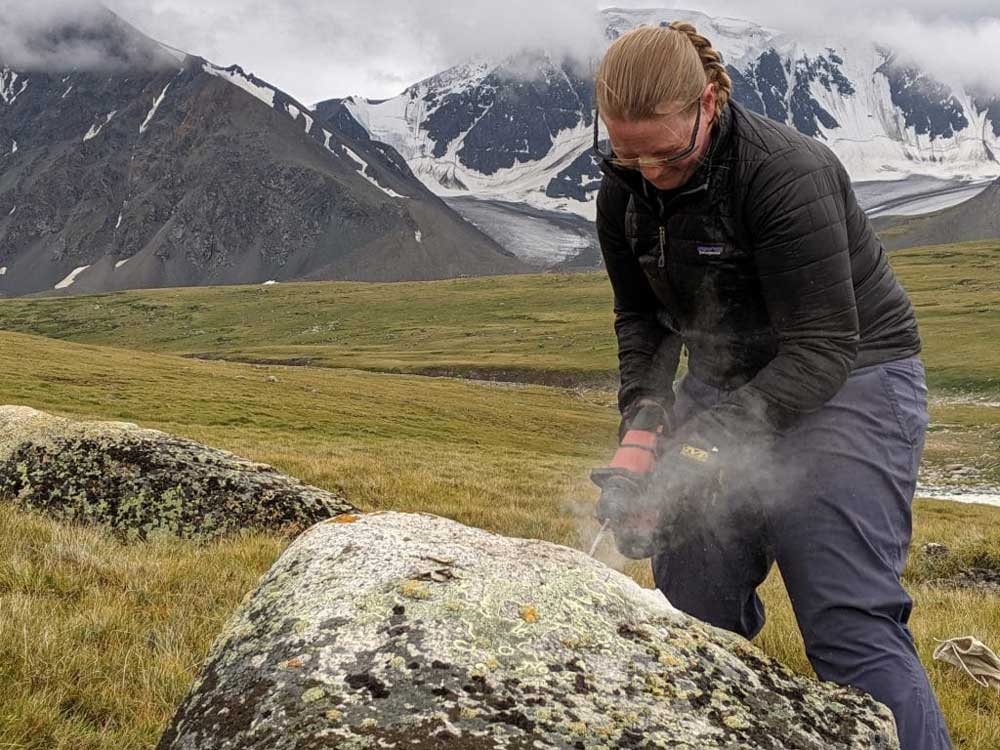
597, 101, 921, 445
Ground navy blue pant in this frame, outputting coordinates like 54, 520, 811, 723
653, 356, 951, 750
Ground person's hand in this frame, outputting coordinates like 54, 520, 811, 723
592, 398, 673, 558
592, 468, 664, 558
618, 397, 671, 443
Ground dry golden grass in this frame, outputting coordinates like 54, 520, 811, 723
0, 505, 285, 750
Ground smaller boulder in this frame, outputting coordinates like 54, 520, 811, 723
0, 405, 354, 540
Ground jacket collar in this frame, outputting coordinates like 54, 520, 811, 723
598, 102, 735, 215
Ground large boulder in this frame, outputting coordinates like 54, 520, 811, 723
0, 405, 354, 540
159, 511, 899, 749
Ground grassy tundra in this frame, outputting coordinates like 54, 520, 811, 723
0, 239, 998, 748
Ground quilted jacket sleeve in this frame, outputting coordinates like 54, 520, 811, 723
597, 178, 683, 428
675, 146, 860, 445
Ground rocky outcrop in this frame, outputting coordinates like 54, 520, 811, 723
0, 405, 354, 540
159, 511, 899, 749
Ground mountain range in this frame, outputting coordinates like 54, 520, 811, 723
0, 7, 526, 297
2, 5, 999, 296
321, 7, 1000, 264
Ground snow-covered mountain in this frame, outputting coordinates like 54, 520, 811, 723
317, 7, 1000, 236
0, 7, 525, 297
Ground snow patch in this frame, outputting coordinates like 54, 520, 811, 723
203, 63, 275, 107
341, 145, 408, 199
262, 280, 278, 285
139, 83, 171, 134
286, 103, 313, 134
61, 85, 73, 98
7, 206, 14, 215
114, 257, 132, 269
84, 111, 117, 142
54, 265, 90, 290
0, 267, 6, 276
414, 230, 422, 243
115, 212, 123, 229
0, 70, 28, 104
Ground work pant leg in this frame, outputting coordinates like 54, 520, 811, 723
650, 373, 772, 640
767, 357, 950, 750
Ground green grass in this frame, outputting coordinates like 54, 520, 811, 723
1, 241, 999, 394
1, 239, 999, 748
0, 275, 620, 385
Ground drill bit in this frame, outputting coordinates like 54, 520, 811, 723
588, 519, 611, 557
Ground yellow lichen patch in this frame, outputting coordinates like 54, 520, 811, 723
723, 714, 751, 730
565, 721, 588, 736
398, 579, 432, 600
459, 707, 480, 720
643, 673, 668, 697
329, 514, 360, 524
325, 709, 343, 722
279, 656, 305, 669
518, 604, 538, 623
592, 723, 615, 738
484, 656, 500, 670
302, 687, 326, 704
656, 650, 681, 667
560, 632, 596, 650
711, 688, 731, 705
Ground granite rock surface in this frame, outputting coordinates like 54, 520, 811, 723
159, 511, 899, 749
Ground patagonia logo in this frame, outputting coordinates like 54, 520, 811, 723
697, 244, 725, 257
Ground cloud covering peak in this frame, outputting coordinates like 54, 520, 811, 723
2, 2, 999, 101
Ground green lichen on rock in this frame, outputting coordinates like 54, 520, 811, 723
0, 405, 354, 540
158, 512, 900, 749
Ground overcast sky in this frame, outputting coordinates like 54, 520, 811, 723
7, 1, 1000, 104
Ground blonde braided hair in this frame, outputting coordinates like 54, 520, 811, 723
597, 21, 733, 121
668, 21, 732, 114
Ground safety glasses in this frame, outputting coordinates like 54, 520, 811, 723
593, 96, 703, 170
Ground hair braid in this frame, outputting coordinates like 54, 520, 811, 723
668, 21, 732, 114
596, 22, 732, 121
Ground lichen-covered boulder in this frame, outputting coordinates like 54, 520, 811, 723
159, 511, 899, 750
0, 405, 354, 540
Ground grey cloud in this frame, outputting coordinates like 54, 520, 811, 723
4, 2, 1000, 102
97, 0, 605, 103
618, 2, 1000, 94
0, 0, 178, 71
